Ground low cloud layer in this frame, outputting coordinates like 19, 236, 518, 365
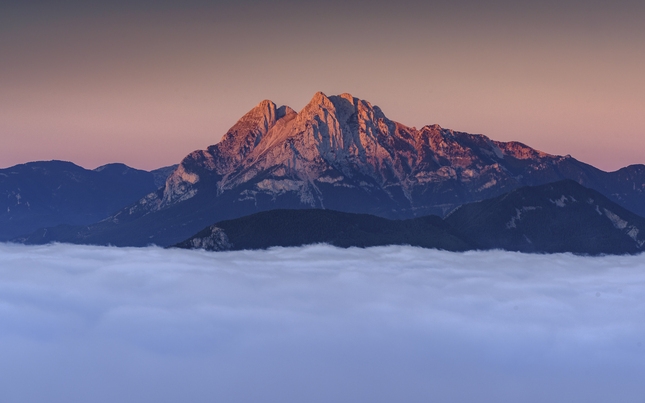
0, 243, 644, 403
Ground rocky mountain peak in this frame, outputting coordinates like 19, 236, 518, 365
309, 91, 333, 105
149, 91, 634, 224
239, 99, 279, 132
297, 92, 384, 127
162, 92, 506, 208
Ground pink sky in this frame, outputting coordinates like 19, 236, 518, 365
1, 1, 644, 172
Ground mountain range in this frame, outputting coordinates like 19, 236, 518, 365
0, 161, 176, 240
7, 92, 645, 252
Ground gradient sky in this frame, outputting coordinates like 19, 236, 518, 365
1, 0, 644, 171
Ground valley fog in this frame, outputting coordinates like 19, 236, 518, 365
0, 243, 644, 403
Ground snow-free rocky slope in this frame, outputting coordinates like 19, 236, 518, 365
0, 161, 175, 240
21, 92, 645, 247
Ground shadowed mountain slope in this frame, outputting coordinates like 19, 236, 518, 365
173, 181, 645, 255
0, 161, 174, 240
173, 209, 471, 251
445, 180, 645, 254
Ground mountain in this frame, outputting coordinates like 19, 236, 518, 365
0, 161, 174, 240
445, 180, 645, 254
173, 181, 645, 255
19, 92, 645, 247
173, 209, 470, 251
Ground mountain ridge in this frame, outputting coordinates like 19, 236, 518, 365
173, 209, 470, 252
444, 179, 645, 254
0, 160, 176, 241
159, 92, 645, 217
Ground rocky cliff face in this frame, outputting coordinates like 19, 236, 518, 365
142, 92, 585, 218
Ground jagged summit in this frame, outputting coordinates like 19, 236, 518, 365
152, 91, 562, 217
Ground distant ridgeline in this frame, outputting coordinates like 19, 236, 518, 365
0, 161, 177, 241
6, 93, 645, 254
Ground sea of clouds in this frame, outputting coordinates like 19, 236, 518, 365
0, 242, 644, 403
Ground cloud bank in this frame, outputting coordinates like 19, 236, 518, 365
0, 243, 644, 402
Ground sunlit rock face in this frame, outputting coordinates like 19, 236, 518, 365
150, 92, 581, 218
156, 92, 562, 216
29, 92, 645, 246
